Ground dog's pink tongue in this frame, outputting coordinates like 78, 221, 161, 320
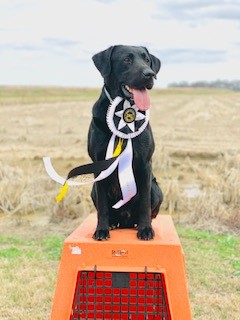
132, 88, 151, 111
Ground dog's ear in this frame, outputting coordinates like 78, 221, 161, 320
92, 46, 115, 79
149, 53, 161, 75
142, 47, 161, 75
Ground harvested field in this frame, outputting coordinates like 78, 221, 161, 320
0, 87, 239, 233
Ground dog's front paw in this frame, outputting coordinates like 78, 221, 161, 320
137, 227, 154, 240
93, 228, 110, 241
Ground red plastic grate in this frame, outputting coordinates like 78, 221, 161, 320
70, 269, 171, 320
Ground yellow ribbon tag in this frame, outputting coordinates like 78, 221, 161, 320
113, 138, 124, 157
56, 182, 69, 203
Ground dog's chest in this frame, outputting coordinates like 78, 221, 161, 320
132, 129, 154, 161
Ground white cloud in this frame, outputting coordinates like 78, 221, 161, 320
0, 0, 240, 86
155, 0, 240, 21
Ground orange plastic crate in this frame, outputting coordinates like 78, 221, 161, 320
51, 214, 192, 320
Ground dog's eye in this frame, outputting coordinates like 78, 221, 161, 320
123, 57, 132, 64
145, 57, 150, 63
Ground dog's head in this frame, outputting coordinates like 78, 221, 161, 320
92, 45, 161, 111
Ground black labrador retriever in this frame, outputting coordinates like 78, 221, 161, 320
88, 45, 163, 240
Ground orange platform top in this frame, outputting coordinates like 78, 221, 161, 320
65, 213, 181, 246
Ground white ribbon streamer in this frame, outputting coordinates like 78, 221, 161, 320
106, 134, 116, 159
43, 156, 119, 186
43, 138, 136, 208
112, 138, 136, 209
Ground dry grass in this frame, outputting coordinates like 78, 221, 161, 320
0, 257, 57, 320
178, 227, 240, 320
0, 86, 240, 319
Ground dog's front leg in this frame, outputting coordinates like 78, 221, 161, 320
92, 180, 110, 240
136, 164, 155, 240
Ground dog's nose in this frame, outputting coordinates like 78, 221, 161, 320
142, 69, 156, 79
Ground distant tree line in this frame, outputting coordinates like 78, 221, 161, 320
168, 80, 240, 91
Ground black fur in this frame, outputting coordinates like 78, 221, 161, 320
88, 45, 163, 240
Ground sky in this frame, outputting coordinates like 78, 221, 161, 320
0, 0, 240, 88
